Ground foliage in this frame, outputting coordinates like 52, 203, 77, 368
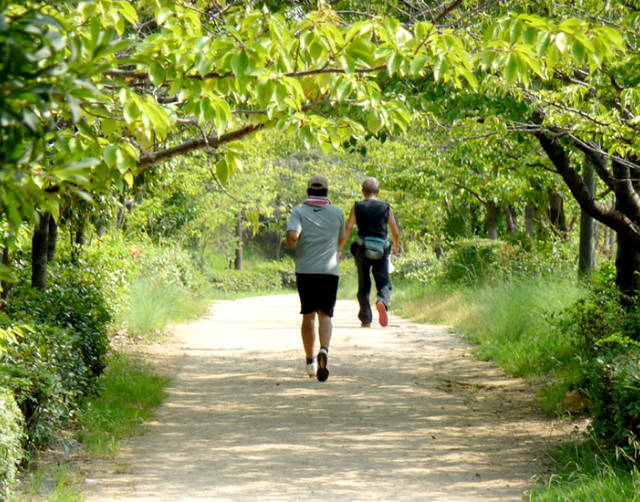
76, 353, 169, 458
0, 387, 23, 501
553, 267, 640, 449
395, 276, 584, 378
8, 265, 111, 381
0, 324, 78, 451
587, 347, 640, 451
210, 269, 283, 293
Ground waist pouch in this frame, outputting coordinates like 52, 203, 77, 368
362, 236, 387, 260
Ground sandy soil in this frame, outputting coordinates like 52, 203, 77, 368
82, 294, 566, 502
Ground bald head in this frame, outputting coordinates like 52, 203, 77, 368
362, 177, 380, 195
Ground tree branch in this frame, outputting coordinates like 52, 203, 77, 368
136, 123, 265, 172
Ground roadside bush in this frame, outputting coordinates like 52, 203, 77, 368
9, 265, 111, 382
554, 266, 640, 451
441, 239, 510, 284
0, 324, 77, 450
246, 257, 297, 289
0, 387, 23, 500
210, 269, 283, 292
587, 346, 640, 450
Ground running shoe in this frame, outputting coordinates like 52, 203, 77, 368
306, 360, 317, 377
377, 301, 388, 327
316, 348, 329, 382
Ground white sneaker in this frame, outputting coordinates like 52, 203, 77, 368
306, 360, 317, 377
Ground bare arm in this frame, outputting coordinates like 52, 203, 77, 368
338, 206, 356, 259
286, 230, 300, 249
388, 208, 400, 255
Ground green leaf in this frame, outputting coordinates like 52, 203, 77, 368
230, 52, 250, 78
104, 145, 117, 167
116, 0, 139, 24
504, 53, 519, 85
340, 55, 355, 76
555, 32, 570, 53
123, 172, 134, 187
216, 158, 229, 184
309, 42, 324, 62
546, 43, 561, 72
571, 41, 586, 66
410, 55, 429, 76
367, 111, 383, 134
149, 62, 166, 86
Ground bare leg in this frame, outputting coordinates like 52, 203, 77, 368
301, 313, 317, 359
317, 311, 332, 350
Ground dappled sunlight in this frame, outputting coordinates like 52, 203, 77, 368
84, 295, 562, 502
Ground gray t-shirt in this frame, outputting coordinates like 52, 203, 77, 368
287, 204, 345, 276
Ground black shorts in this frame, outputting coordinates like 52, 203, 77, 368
296, 273, 339, 317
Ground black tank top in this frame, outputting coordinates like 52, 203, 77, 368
355, 200, 390, 239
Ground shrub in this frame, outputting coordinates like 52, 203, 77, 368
0, 324, 79, 450
9, 265, 111, 382
210, 270, 283, 293
0, 387, 23, 500
587, 347, 640, 450
553, 268, 640, 450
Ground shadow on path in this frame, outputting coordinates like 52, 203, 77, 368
83, 295, 562, 502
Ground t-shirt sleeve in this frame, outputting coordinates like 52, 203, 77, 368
287, 208, 303, 233
339, 210, 345, 240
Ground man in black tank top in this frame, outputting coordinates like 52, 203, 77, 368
338, 177, 401, 327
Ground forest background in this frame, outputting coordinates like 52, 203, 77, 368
2, 0, 640, 500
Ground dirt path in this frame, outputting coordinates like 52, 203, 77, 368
83, 294, 563, 502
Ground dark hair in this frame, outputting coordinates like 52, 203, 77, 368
307, 188, 328, 197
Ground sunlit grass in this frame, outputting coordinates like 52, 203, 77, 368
75, 353, 169, 458
394, 278, 584, 378
528, 440, 640, 501
126, 279, 212, 336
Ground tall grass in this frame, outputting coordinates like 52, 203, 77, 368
75, 353, 169, 457
394, 278, 584, 378
126, 279, 212, 336
528, 441, 640, 501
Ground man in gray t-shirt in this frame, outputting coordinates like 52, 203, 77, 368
286, 175, 345, 382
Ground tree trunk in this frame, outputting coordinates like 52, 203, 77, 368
47, 216, 58, 262
525, 205, 536, 236
504, 205, 518, 234
579, 160, 596, 279
235, 213, 243, 271
76, 220, 86, 246
485, 201, 498, 240
548, 191, 568, 236
616, 231, 640, 303
1, 245, 10, 307
535, 130, 640, 301
32, 213, 50, 291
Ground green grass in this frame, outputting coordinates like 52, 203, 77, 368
13, 353, 168, 501
75, 353, 169, 458
394, 278, 584, 378
528, 440, 640, 501
126, 279, 213, 336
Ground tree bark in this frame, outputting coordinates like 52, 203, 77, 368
548, 191, 568, 236
579, 159, 596, 279
485, 201, 498, 240
47, 216, 58, 262
235, 213, 243, 271
525, 205, 536, 236
1, 245, 10, 307
616, 231, 640, 304
504, 205, 518, 234
535, 131, 640, 299
32, 213, 50, 291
